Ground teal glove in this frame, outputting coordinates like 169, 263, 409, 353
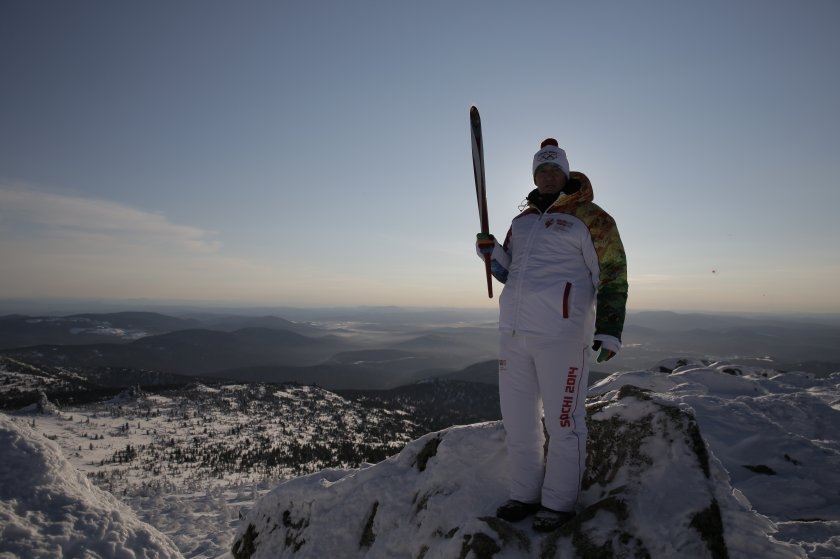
592, 340, 616, 363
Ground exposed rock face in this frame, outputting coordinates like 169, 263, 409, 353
231, 386, 804, 559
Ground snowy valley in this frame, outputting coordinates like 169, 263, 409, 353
1, 355, 839, 558
0, 366, 500, 558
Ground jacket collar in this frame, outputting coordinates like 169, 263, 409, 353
527, 171, 594, 213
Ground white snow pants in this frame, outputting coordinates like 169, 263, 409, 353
498, 331, 590, 511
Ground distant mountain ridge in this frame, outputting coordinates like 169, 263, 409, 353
0, 311, 199, 349
0, 326, 351, 377
0, 311, 329, 350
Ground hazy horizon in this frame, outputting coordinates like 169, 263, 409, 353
2, 296, 840, 323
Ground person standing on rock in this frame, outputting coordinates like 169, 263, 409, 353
475, 138, 628, 531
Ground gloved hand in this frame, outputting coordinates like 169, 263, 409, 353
476, 233, 496, 257
592, 341, 615, 363
592, 335, 621, 363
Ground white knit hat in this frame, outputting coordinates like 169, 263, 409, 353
532, 138, 569, 179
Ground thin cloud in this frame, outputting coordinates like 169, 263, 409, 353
0, 184, 272, 299
0, 185, 219, 253
0, 183, 424, 305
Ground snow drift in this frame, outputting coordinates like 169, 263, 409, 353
0, 413, 183, 559
231, 369, 809, 558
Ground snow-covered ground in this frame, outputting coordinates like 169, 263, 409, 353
2, 382, 428, 558
230, 358, 839, 558
229, 375, 814, 558
2, 358, 838, 558
0, 414, 182, 558
0, 357, 86, 395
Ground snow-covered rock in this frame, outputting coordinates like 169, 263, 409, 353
14, 389, 61, 415
35, 390, 58, 414
592, 362, 840, 522
186, 381, 220, 394
0, 413, 183, 559
230, 384, 804, 558
105, 384, 147, 405
15, 390, 61, 415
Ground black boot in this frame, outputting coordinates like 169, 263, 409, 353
532, 506, 575, 532
495, 499, 541, 522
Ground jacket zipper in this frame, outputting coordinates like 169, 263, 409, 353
511, 207, 548, 336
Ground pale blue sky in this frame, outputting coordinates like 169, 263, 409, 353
1, 0, 838, 311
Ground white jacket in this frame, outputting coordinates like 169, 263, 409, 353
478, 172, 628, 352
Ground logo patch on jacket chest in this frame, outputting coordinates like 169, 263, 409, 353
544, 218, 573, 231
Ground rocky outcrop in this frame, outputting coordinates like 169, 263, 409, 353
231, 385, 804, 558
35, 390, 58, 414
105, 384, 146, 404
